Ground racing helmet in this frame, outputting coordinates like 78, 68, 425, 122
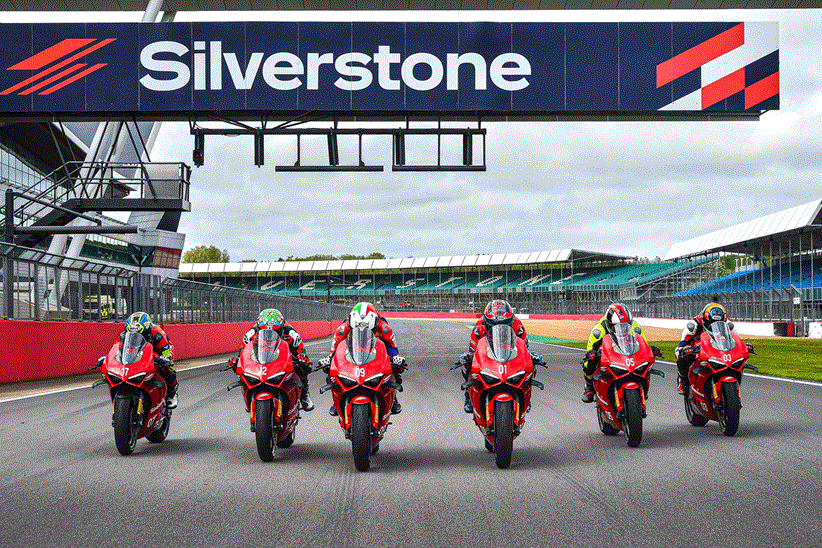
125, 311, 152, 334
256, 308, 284, 330
349, 302, 378, 330
701, 303, 727, 329
483, 299, 514, 327
605, 303, 632, 331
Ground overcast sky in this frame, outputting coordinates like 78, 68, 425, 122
8, 9, 822, 262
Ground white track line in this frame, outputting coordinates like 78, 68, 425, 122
532, 341, 822, 388
0, 337, 337, 403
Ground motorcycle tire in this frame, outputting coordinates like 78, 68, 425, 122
622, 389, 643, 447
113, 397, 138, 456
351, 403, 371, 472
684, 393, 708, 427
372, 443, 379, 455
277, 423, 295, 448
485, 439, 494, 453
597, 405, 619, 435
493, 400, 514, 469
255, 399, 275, 462
147, 411, 171, 443
719, 381, 740, 437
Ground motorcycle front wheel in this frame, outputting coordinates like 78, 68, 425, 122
493, 400, 514, 469
351, 403, 371, 472
113, 397, 139, 455
718, 381, 740, 437
255, 399, 275, 462
622, 389, 643, 447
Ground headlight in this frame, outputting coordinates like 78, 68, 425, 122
338, 374, 357, 388
634, 361, 649, 375
707, 359, 725, 369
480, 372, 500, 384
128, 372, 147, 383
507, 371, 526, 384
106, 372, 121, 384
609, 364, 628, 374
243, 373, 261, 385
732, 358, 745, 368
267, 371, 286, 384
364, 373, 384, 387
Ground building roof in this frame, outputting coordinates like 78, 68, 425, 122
180, 248, 628, 274
665, 199, 822, 260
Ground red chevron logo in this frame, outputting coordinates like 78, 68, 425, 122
1, 38, 116, 96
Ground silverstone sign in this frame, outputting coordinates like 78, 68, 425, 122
0, 21, 779, 115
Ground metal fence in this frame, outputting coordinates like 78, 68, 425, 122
1, 242, 348, 324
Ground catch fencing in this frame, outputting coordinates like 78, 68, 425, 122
1, 242, 348, 324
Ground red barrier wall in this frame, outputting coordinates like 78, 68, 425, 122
0, 320, 334, 384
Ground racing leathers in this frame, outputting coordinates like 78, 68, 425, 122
119, 324, 177, 404
240, 323, 313, 410
323, 315, 406, 415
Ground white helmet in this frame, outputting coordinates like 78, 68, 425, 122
349, 302, 378, 331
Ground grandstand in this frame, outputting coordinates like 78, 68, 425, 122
662, 199, 822, 332
180, 250, 707, 316
180, 199, 822, 335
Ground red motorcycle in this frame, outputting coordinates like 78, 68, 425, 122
226, 328, 304, 462
589, 324, 665, 447
460, 324, 544, 469
680, 321, 757, 436
319, 323, 402, 472
92, 332, 172, 456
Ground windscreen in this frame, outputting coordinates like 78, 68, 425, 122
488, 324, 517, 363
255, 329, 282, 365
120, 332, 146, 365
708, 321, 736, 352
611, 323, 640, 356
349, 324, 376, 366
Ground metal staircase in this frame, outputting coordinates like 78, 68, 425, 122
2, 160, 191, 248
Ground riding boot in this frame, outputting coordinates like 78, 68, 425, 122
165, 377, 178, 409
581, 379, 595, 403
299, 376, 314, 411
463, 390, 474, 413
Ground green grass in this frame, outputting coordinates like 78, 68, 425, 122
548, 338, 822, 382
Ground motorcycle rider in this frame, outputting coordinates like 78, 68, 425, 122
457, 299, 536, 414
581, 303, 648, 403
318, 302, 406, 416
115, 312, 178, 409
238, 309, 314, 411
674, 302, 733, 395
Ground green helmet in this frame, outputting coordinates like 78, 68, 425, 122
256, 308, 284, 330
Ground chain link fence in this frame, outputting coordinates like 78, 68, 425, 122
2, 242, 348, 324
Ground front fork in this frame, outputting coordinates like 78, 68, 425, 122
613, 381, 647, 420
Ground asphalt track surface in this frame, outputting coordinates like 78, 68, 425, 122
1, 319, 821, 548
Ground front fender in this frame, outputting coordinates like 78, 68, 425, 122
615, 382, 643, 412
714, 376, 738, 402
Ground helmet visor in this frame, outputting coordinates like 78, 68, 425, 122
488, 324, 517, 363
255, 329, 282, 365
708, 321, 735, 352
611, 323, 639, 356
120, 332, 146, 365
349, 324, 376, 366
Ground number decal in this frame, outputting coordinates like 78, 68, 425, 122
498, 364, 506, 375
625, 358, 635, 367
123, 367, 129, 377
261, 366, 267, 376
355, 368, 366, 377
722, 354, 732, 362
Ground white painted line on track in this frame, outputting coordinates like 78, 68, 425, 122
531, 340, 822, 388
